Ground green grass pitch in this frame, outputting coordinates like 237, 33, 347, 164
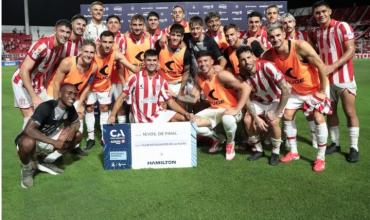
2, 60, 370, 219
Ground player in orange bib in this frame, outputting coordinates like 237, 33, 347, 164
46, 41, 98, 156
224, 24, 246, 76
179, 51, 250, 161
156, 24, 190, 97
123, 14, 154, 81
84, 31, 139, 149
262, 23, 331, 172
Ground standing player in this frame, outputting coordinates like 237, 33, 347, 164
146, 11, 163, 43
83, 1, 107, 42
106, 14, 127, 124
223, 24, 245, 76
16, 84, 82, 188
265, 4, 280, 25
166, 5, 190, 33
281, 13, 308, 41
312, 1, 360, 162
262, 23, 331, 172
108, 49, 192, 123
241, 11, 271, 54
180, 51, 249, 160
84, 31, 139, 149
123, 14, 154, 80
205, 12, 229, 52
156, 24, 190, 97
12, 19, 72, 129
237, 46, 290, 165
61, 14, 87, 58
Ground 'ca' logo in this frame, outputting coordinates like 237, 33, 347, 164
110, 129, 125, 138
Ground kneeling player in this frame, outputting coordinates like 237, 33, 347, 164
237, 46, 290, 165
16, 84, 82, 188
108, 49, 193, 123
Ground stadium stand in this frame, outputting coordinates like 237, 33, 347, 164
2, 33, 32, 61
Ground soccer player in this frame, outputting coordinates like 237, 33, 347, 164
106, 14, 127, 124
61, 14, 87, 58
123, 14, 154, 80
84, 31, 139, 149
223, 24, 245, 76
167, 5, 190, 33
83, 1, 107, 42
205, 12, 229, 52
108, 49, 193, 123
146, 11, 163, 42
237, 46, 291, 165
12, 19, 72, 129
16, 84, 82, 188
262, 23, 331, 172
241, 11, 271, 54
281, 13, 308, 41
156, 24, 190, 97
51, 41, 98, 133
186, 16, 227, 77
312, 1, 360, 162
180, 51, 249, 160
265, 4, 280, 24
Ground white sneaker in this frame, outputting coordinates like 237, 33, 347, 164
37, 163, 64, 175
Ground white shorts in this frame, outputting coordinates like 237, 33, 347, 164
36, 128, 64, 154
286, 92, 332, 116
111, 83, 123, 100
330, 83, 357, 103
196, 108, 242, 128
251, 101, 279, 116
12, 82, 52, 108
86, 91, 112, 105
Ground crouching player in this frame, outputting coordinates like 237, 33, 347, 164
237, 46, 290, 165
179, 51, 249, 160
15, 84, 82, 188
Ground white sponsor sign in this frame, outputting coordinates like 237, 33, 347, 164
131, 122, 197, 169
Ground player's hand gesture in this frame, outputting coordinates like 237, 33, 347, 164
253, 116, 268, 132
107, 115, 116, 124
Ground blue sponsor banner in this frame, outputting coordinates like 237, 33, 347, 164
81, 1, 286, 33
2, 61, 20, 66
102, 124, 132, 170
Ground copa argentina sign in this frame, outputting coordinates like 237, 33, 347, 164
103, 122, 197, 170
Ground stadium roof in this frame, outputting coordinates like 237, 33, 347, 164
2, 0, 368, 26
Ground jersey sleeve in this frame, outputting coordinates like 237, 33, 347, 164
123, 74, 137, 95
209, 38, 223, 61
264, 62, 284, 83
339, 22, 354, 41
159, 80, 171, 101
30, 102, 51, 125
27, 40, 47, 61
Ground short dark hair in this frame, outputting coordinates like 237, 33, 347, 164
170, 23, 185, 35
266, 4, 279, 13
248, 11, 262, 20
71, 14, 87, 24
196, 50, 214, 60
100, 30, 114, 39
189, 16, 203, 27
106, 14, 121, 23
147, 11, 159, 20
223, 24, 239, 33
236, 46, 253, 59
312, 1, 331, 12
131, 14, 145, 23
81, 40, 96, 49
60, 83, 77, 92
172, 5, 185, 13
205, 12, 220, 23
55, 19, 72, 30
144, 49, 158, 59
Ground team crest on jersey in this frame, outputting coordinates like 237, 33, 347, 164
135, 51, 144, 62
31, 44, 47, 58
165, 61, 175, 71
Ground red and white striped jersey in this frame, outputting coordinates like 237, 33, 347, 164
149, 28, 163, 43
111, 32, 126, 84
314, 19, 355, 86
12, 34, 64, 94
61, 36, 83, 58
287, 30, 307, 41
123, 70, 171, 123
240, 28, 272, 49
247, 60, 284, 104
